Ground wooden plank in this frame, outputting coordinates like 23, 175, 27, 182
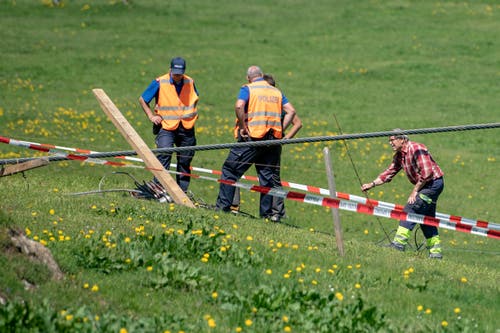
0, 158, 49, 177
92, 88, 195, 208
323, 147, 345, 256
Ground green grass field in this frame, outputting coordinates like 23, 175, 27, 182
1, 1, 499, 332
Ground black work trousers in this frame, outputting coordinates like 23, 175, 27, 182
216, 141, 281, 217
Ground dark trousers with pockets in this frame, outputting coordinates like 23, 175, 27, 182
400, 177, 444, 239
155, 125, 196, 192
216, 138, 281, 217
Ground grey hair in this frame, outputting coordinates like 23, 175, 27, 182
246, 66, 263, 80
392, 128, 409, 141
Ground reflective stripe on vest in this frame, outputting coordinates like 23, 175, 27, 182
156, 74, 199, 130
246, 81, 282, 139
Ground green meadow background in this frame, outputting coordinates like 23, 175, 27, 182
0, 0, 499, 332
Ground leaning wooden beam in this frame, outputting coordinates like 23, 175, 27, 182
0, 158, 49, 177
92, 88, 195, 208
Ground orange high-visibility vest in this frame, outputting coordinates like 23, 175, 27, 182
245, 81, 283, 139
155, 74, 199, 130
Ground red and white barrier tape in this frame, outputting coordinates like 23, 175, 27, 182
2, 135, 498, 232
0, 136, 142, 168
171, 170, 500, 240
0, 136, 143, 163
182, 164, 499, 232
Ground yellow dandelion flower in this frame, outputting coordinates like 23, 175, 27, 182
66, 314, 73, 321
364, 229, 369, 235
417, 305, 423, 311
83, 283, 89, 289
212, 292, 218, 299
208, 318, 216, 328
91, 284, 99, 292
425, 308, 432, 314
284, 326, 292, 332
441, 321, 448, 327
245, 319, 253, 326
335, 292, 344, 301
355, 283, 361, 289
246, 235, 253, 241
282, 315, 289, 323
235, 327, 242, 333
266, 269, 273, 275
460, 277, 468, 283
119, 329, 128, 333
454, 307, 461, 314
49, 209, 55, 215
147, 266, 153, 272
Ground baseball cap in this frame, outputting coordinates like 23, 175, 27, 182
170, 57, 186, 74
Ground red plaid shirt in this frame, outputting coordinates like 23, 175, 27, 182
378, 141, 444, 185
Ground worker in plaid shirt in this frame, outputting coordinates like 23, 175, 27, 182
362, 129, 445, 259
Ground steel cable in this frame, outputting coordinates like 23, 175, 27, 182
1, 122, 498, 165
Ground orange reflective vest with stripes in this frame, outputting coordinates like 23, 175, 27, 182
241, 81, 283, 139
155, 74, 199, 131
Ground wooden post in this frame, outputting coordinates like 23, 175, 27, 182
92, 88, 195, 208
0, 158, 49, 177
323, 147, 345, 256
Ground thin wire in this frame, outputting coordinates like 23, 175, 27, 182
333, 114, 392, 243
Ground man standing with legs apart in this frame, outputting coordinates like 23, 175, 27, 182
361, 129, 444, 259
139, 57, 199, 193
230, 73, 302, 222
216, 66, 296, 218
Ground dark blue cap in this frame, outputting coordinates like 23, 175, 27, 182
170, 57, 186, 74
